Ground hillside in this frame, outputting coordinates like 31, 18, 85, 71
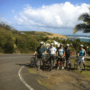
22, 31, 67, 38
0, 22, 67, 39
0, 23, 39, 53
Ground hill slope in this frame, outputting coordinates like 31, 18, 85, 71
22, 31, 67, 38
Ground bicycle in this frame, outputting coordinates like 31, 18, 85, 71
39, 54, 57, 71
30, 54, 38, 67
30, 54, 48, 71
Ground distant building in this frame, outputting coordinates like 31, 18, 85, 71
21, 32, 25, 34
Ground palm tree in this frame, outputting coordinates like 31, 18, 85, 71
73, 7, 90, 33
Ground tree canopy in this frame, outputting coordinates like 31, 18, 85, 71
73, 7, 90, 33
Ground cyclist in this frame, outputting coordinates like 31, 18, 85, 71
77, 44, 86, 71
34, 41, 46, 70
65, 44, 72, 69
47, 43, 57, 71
57, 44, 65, 70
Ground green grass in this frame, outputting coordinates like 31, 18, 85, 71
71, 59, 90, 80
28, 68, 33, 74
36, 78, 52, 90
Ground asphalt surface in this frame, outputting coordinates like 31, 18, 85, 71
0, 54, 48, 90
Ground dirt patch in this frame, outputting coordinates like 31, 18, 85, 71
28, 68, 90, 90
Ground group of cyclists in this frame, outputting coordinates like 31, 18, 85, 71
33, 41, 86, 71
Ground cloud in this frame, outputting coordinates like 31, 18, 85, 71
14, 2, 90, 33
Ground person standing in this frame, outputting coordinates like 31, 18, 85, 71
57, 44, 65, 70
34, 41, 46, 70
48, 43, 57, 71
65, 44, 72, 69
77, 44, 86, 71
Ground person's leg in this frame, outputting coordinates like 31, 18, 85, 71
80, 57, 84, 71
69, 58, 71, 68
66, 60, 67, 68
77, 58, 81, 68
42, 57, 45, 70
80, 60, 83, 71
57, 58, 60, 70
59, 58, 62, 69
62, 58, 65, 69
61, 58, 63, 66
62, 58, 65, 67
82, 59, 85, 70
66, 57, 68, 69
57, 59, 58, 67
79, 57, 83, 71
49, 56, 53, 71
36, 58, 41, 70
83, 62, 85, 70
82, 57, 85, 70
59, 61, 61, 67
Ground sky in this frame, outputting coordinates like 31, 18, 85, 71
0, 0, 90, 35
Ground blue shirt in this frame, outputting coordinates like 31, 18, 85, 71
79, 49, 85, 56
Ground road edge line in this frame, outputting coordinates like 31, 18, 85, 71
18, 66, 34, 90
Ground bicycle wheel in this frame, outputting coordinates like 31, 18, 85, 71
80, 60, 83, 72
45, 55, 50, 64
49, 58, 53, 71
36, 59, 41, 70
30, 57, 35, 66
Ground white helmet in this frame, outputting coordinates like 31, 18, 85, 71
51, 43, 54, 45
61, 44, 63, 46
40, 41, 44, 44
80, 44, 83, 47
66, 44, 69, 46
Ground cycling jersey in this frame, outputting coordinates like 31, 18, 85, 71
65, 49, 71, 58
36, 46, 46, 58
79, 49, 85, 56
48, 47, 57, 55
57, 47, 64, 56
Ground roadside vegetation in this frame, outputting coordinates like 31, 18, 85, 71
28, 58, 90, 90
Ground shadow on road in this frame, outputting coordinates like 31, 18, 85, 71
16, 63, 30, 68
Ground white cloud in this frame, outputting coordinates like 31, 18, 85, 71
14, 2, 90, 33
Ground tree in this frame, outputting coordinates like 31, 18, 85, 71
73, 7, 90, 33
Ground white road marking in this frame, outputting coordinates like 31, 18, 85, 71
0, 56, 33, 59
18, 66, 34, 90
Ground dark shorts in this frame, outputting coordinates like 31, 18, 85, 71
58, 58, 63, 61
57, 57, 66, 64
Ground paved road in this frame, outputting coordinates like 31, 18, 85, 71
0, 54, 48, 90
0, 54, 90, 90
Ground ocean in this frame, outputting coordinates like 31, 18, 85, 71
66, 35, 90, 42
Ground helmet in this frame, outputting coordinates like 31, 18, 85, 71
80, 44, 83, 47
51, 43, 54, 45
40, 41, 44, 44
61, 44, 63, 46
66, 44, 69, 46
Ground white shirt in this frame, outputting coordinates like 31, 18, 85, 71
48, 47, 57, 55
